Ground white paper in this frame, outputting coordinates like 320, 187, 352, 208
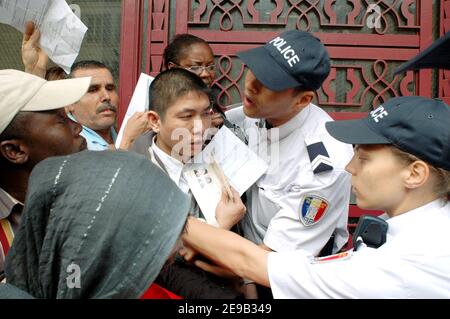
183, 164, 223, 227
184, 126, 268, 225
0, 0, 88, 73
115, 73, 154, 148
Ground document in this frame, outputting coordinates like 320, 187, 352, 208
0, 0, 88, 73
115, 73, 154, 148
184, 126, 268, 225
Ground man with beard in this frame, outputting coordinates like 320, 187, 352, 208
0, 69, 90, 278
66, 60, 120, 150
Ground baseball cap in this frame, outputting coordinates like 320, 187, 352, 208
325, 96, 450, 170
0, 69, 91, 134
394, 31, 450, 74
237, 30, 330, 91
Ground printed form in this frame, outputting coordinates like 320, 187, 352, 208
184, 126, 268, 225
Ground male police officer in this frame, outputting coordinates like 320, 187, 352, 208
231, 30, 353, 257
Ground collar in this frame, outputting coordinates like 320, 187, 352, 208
67, 112, 117, 150
262, 103, 311, 141
150, 136, 186, 189
386, 199, 449, 237
0, 187, 23, 219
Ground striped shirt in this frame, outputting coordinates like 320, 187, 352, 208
0, 187, 23, 274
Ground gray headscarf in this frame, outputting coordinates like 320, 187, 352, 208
5, 150, 190, 298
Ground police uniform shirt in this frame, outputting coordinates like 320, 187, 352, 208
237, 103, 353, 255
268, 199, 450, 298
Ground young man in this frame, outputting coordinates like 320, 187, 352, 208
231, 30, 354, 257
138, 67, 245, 227
0, 69, 90, 276
132, 68, 245, 298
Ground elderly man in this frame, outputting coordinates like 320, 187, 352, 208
0, 69, 90, 276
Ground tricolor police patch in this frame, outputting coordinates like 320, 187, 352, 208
299, 195, 329, 226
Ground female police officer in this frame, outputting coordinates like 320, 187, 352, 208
182, 96, 450, 298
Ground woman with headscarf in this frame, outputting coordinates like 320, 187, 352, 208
4, 150, 190, 298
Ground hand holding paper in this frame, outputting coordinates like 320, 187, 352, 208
210, 155, 233, 201
115, 73, 154, 148
21, 21, 48, 77
0, 0, 88, 73
117, 111, 152, 150
183, 126, 268, 225
215, 186, 246, 230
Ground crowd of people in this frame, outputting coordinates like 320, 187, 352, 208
0, 20, 449, 299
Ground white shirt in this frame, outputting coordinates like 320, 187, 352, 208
228, 104, 353, 255
268, 199, 450, 298
149, 138, 190, 194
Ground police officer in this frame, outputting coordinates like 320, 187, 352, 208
229, 30, 353, 256
183, 96, 450, 298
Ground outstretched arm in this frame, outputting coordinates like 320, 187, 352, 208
183, 217, 271, 286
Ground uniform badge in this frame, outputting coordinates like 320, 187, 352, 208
299, 195, 329, 226
306, 141, 333, 174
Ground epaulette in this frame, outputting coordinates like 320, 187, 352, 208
305, 138, 333, 174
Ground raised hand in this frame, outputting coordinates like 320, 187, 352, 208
22, 21, 49, 78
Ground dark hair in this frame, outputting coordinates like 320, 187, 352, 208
45, 66, 67, 81
149, 68, 210, 118
70, 60, 112, 76
163, 34, 210, 69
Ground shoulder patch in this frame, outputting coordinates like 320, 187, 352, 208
306, 141, 333, 174
299, 195, 329, 227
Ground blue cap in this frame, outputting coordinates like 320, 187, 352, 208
237, 30, 330, 91
394, 31, 450, 74
325, 96, 450, 170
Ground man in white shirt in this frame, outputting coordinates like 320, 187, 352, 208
132, 68, 246, 299
139, 68, 245, 228
229, 30, 353, 257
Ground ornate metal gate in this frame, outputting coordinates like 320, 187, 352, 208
120, 0, 441, 121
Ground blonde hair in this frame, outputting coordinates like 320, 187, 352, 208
388, 146, 450, 201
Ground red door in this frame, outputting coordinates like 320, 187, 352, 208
119, 0, 442, 124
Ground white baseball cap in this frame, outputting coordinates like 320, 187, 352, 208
0, 69, 91, 134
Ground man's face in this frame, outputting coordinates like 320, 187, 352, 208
70, 68, 118, 132
155, 91, 212, 162
25, 108, 87, 167
242, 69, 299, 123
